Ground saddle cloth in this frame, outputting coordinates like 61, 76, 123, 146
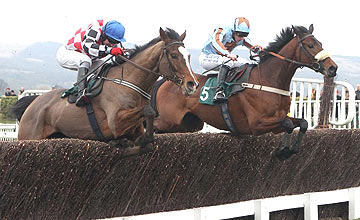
199, 64, 255, 105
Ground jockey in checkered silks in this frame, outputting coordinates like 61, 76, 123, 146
56, 20, 126, 107
199, 17, 262, 104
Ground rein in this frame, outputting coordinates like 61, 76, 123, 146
244, 33, 330, 97
99, 41, 185, 100
116, 41, 185, 86
260, 34, 330, 72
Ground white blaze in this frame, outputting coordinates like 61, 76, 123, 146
178, 46, 198, 84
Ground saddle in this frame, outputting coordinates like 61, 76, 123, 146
61, 63, 113, 104
199, 64, 256, 105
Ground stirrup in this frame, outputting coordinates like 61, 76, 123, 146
213, 90, 227, 104
75, 90, 89, 107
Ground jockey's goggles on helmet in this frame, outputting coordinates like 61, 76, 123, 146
235, 31, 249, 37
107, 36, 120, 44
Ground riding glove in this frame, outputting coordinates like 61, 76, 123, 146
110, 47, 124, 56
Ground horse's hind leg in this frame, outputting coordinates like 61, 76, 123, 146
135, 105, 156, 148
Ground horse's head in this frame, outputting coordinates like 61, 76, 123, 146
292, 24, 338, 77
158, 28, 199, 96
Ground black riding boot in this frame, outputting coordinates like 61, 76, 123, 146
75, 66, 89, 107
213, 65, 230, 104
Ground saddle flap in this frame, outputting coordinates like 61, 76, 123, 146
62, 63, 113, 103
226, 63, 248, 83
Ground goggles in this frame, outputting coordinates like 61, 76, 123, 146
235, 31, 249, 37
107, 36, 120, 44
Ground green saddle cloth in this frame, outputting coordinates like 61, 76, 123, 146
199, 76, 235, 106
61, 79, 96, 98
61, 86, 79, 98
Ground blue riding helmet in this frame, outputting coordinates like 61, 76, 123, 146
233, 17, 250, 33
103, 20, 126, 43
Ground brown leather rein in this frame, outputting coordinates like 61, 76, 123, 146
253, 34, 325, 72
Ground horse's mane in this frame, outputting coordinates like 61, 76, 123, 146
128, 28, 181, 59
260, 25, 309, 63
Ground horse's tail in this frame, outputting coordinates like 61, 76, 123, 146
11, 95, 39, 121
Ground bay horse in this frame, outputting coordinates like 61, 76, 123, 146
13, 28, 199, 155
153, 25, 338, 160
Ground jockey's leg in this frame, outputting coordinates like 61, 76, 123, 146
213, 65, 230, 104
75, 61, 90, 107
199, 52, 248, 104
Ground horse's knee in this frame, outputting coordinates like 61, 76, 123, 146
299, 119, 308, 133
281, 118, 295, 133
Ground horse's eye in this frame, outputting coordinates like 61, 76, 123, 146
170, 54, 178, 59
308, 44, 314, 49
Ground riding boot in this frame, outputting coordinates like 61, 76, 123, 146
213, 65, 230, 104
75, 66, 89, 107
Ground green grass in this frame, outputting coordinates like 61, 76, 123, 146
0, 112, 16, 124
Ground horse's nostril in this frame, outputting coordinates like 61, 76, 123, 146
328, 66, 337, 77
329, 66, 337, 74
187, 81, 196, 91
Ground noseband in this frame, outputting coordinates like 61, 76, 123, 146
297, 34, 329, 72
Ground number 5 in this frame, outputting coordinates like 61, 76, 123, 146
200, 86, 210, 101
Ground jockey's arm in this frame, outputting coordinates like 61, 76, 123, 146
211, 28, 231, 56
243, 40, 263, 54
82, 22, 112, 59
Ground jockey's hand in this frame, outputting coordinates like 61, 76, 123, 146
226, 53, 238, 61
251, 45, 263, 55
110, 47, 124, 56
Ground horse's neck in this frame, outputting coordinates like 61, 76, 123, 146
259, 40, 299, 90
108, 42, 164, 92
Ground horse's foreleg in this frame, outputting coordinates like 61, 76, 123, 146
135, 105, 156, 148
274, 118, 296, 160
289, 118, 308, 153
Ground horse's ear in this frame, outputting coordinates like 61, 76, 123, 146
179, 30, 186, 41
308, 24, 314, 34
159, 27, 169, 41
292, 25, 303, 38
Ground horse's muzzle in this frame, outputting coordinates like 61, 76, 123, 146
327, 65, 337, 78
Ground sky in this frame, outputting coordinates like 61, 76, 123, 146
1, 0, 360, 57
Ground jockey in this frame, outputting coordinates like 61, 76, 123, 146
199, 17, 262, 104
56, 20, 126, 107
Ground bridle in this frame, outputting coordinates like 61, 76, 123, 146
243, 32, 331, 97
259, 33, 331, 72
116, 41, 185, 87
158, 41, 185, 86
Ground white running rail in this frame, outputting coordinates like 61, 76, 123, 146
0, 123, 18, 141
104, 187, 360, 220
290, 78, 355, 129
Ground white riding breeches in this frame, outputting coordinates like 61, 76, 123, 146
199, 52, 249, 72
56, 45, 112, 72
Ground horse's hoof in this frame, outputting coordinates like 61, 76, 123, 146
140, 144, 154, 154
274, 147, 294, 161
108, 139, 134, 149
135, 135, 154, 148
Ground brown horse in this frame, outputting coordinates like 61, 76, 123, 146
153, 25, 338, 160
13, 28, 199, 153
